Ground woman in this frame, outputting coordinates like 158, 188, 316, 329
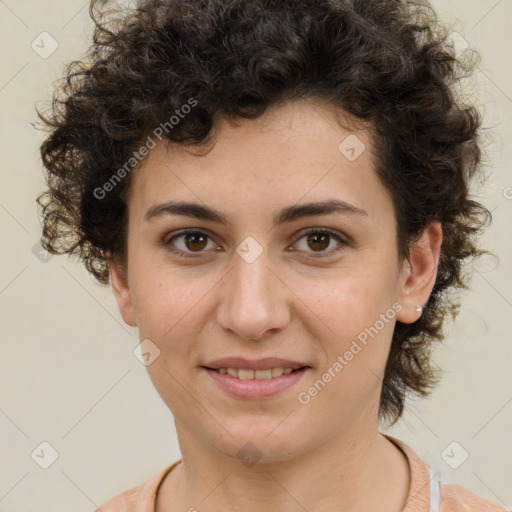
36, 0, 506, 510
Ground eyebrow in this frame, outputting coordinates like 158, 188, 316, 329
144, 199, 368, 227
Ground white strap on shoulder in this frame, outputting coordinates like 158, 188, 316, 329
428, 467, 442, 512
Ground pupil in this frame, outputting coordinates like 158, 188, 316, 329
308, 233, 329, 251
186, 233, 207, 251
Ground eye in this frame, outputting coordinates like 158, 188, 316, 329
163, 229, 219, 258
292, 228, 348, 257
162, 227, 348, 258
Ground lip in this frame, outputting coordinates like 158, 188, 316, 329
202, 365, 310, 400
203, 357, 308, 371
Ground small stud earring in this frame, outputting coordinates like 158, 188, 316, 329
415, 305, 423, 313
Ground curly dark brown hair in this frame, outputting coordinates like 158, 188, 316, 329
36, 0, 491, 425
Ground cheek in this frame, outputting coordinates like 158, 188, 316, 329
130, 270, 220, 404
298, 269, 395, 342
130, 263, 214, 338
297, 297, 393, 425
132, 274, 208, 411
296, 268, 397, 402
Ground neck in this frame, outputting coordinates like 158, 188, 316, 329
157, 420, 410, 512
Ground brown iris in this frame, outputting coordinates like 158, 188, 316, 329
184, 232, 208, 251
306, 232, 330, 252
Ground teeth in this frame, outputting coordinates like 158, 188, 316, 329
214, 367, 300, 379
271, 368, 284, 377
255, 369, 272, 379
227, 368, 238, 377
239, 369, 255, 380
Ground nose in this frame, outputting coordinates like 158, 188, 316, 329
215, 246, 290, 341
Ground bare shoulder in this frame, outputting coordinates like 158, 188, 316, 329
440, 483, 509, 512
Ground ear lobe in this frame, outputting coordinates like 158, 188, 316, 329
395, 222, 442, 324
108, 253, 137, 327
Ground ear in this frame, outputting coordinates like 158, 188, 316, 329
108, 253, 137, 327
395, 222, 442, 324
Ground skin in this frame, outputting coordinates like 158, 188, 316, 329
109, 98, 442, 512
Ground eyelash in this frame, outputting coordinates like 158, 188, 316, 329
162, 228, 348, 259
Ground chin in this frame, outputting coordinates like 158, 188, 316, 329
206, 422, 309, 465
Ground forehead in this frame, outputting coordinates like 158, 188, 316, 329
127, 99, 392, 223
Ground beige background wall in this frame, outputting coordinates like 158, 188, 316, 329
0, 1, 510, 510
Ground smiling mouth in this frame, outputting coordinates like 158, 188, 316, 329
203, 366, 308, 380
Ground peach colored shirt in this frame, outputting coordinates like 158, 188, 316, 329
96, 435, 507, 511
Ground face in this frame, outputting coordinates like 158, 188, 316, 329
110, 99, 440, 463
